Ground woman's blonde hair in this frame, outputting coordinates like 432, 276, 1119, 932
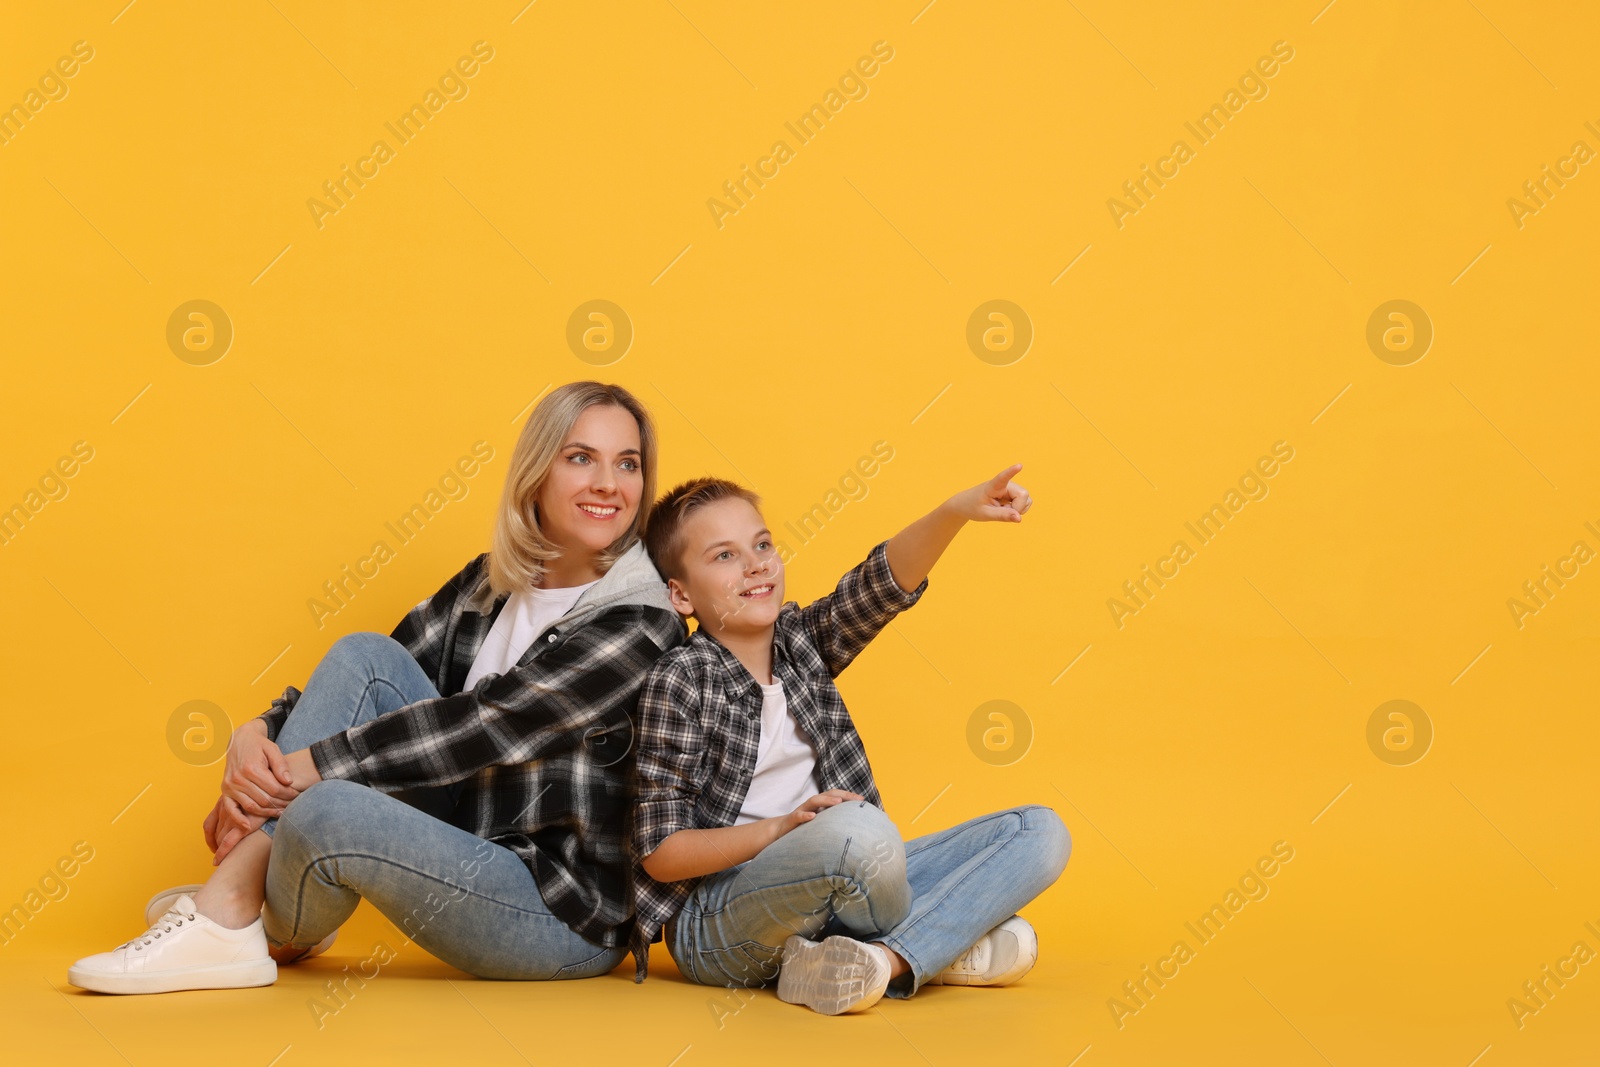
486, 381, 658, 597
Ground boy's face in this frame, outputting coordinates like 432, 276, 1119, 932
666, 497, 785, 636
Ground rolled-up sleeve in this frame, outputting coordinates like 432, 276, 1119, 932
629, 659, 707, 863
799, 539, 929, 678
309, 605, 674, 790
254, 685, 302, 743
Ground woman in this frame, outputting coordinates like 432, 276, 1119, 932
68, 381, 687, 993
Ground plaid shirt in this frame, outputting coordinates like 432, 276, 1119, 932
256, 544, 686, 948
627, 538, 928, 980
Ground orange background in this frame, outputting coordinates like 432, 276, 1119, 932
2, 1, 1597, 1064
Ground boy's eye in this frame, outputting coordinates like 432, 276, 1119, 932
716, 550, 733, 560
757, 539, 772, 550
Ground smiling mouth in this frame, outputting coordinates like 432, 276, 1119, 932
577, 503, 619, 519
739, 584, 774, 599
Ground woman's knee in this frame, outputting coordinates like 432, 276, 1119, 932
327, 630, 410, 670
276, 778, 372, 847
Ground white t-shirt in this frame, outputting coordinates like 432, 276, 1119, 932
734, 679, 821, 826
463, 577, 598, 691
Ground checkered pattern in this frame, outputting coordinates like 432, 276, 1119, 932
627, 538, 929, 980
257, 550, 686, 948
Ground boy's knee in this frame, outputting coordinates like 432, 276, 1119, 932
814, 802, 908, 914
1021, 805, 1071, 875
814, 802, 903, 861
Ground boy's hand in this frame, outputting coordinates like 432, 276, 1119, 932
643, 790, 868, 883
783, 789, 865, 833
948, 463, 1032, 523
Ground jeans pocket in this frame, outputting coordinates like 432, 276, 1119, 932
551, 945, 625, 980
700, 940, 782, 990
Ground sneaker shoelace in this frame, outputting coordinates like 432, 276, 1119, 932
946, 937, 992, 974
119, 907, 199, 952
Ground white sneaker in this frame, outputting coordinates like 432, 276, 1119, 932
776, 935, 891, 1015
143, 884, 205, 927
68, 894, 277, 994
927, 915, 1038, 987
145, 883, 337, 962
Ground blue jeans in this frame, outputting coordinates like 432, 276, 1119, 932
664, 799, 1070, 997
257, 631, 628, 980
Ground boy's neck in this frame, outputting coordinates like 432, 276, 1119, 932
700, 622, 776, 686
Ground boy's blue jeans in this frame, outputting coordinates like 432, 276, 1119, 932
664, 799, 1070, 997
254, 631, 628, 980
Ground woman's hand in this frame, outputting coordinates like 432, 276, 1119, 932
781, 789, 865, 834
203, 795, 266, 865
220, 719, 299, 818
946, 463, 1032, 523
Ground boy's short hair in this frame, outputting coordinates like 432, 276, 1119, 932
644, 477, 763, 584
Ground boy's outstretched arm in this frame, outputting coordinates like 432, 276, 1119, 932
885, 463, 1033, 591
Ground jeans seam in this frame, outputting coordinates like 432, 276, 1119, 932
902, 808, 1022, 860
691, 869, 870, 923
353, 676, 411, 729
552, 946, 624, 979
885, 815, 1029, 985
274, 824, 562, 946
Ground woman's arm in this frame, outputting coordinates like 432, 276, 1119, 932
305, 604, 681, 792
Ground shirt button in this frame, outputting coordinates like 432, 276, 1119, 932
546, 633, 558, 642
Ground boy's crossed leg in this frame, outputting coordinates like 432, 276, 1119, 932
666, 801, 1071, 1008
666, 800, 910, 993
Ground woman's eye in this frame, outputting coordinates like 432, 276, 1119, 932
569, 453, 589, 464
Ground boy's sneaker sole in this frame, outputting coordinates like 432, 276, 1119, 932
776, 935, 890, 1016
67, 957, 277, 995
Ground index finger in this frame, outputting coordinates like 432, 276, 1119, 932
989, 463, 1023, 488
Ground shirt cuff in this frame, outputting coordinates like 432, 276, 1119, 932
633, 805, 695, 865
307, 731, 369, 786
867, 539, 929, 607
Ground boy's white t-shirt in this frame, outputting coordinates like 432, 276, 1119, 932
734, 679, 821, 826
463, 577, 598, 691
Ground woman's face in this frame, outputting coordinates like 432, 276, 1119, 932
535, 403, 644, 559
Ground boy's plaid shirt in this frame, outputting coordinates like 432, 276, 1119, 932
255, 546, 686, 949
627, 539, 929, 980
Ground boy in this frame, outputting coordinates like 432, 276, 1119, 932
629, 465, 1070, 1014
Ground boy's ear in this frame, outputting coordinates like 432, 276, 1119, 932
665, 577, 696, 619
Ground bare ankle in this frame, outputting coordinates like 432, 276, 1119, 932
191, 883, 261, 930
872, 941, 909, 980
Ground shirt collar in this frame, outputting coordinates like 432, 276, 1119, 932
701, 619, 793, 706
